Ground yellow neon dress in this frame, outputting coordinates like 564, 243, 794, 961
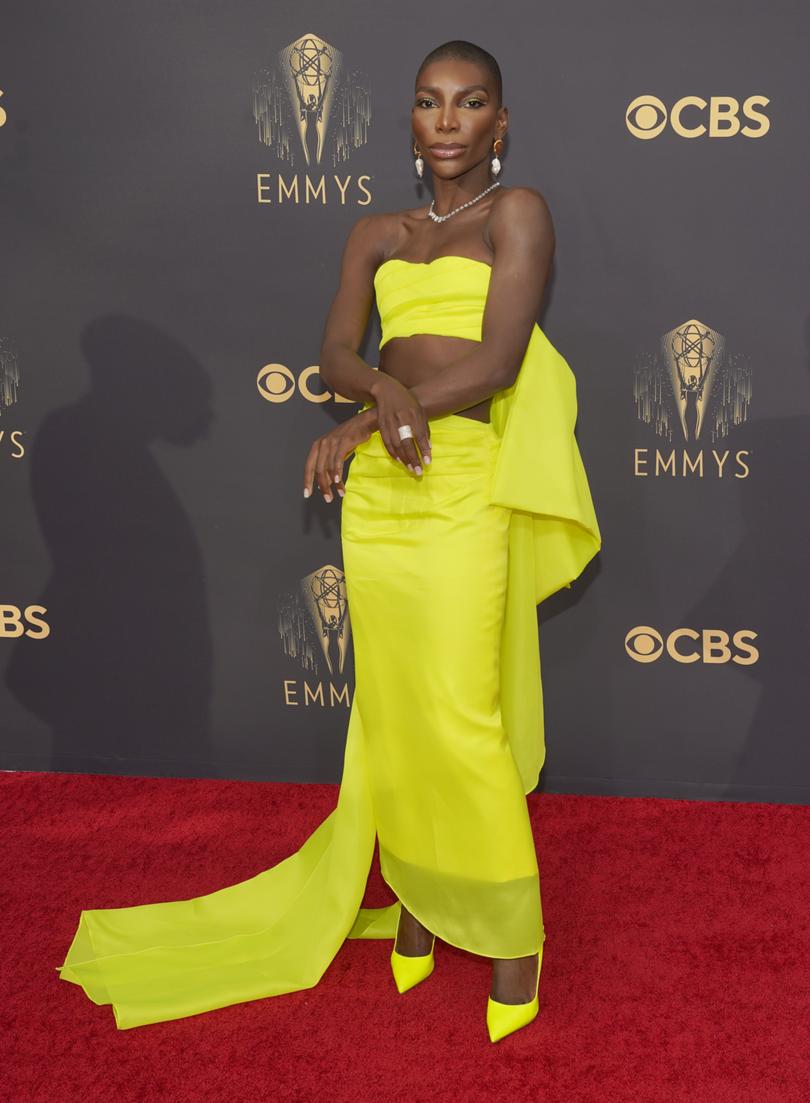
56, 255, 602, 1029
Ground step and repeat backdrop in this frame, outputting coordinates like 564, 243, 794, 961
1, 3, 808, 802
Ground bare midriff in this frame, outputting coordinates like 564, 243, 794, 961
378, 333, 491, 423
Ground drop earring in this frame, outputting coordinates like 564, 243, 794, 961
490, 137, 504, 177
413, 141, 424, 179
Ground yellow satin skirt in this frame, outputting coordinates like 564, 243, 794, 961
56, 412, 543, 1029
342, 412, 543, 957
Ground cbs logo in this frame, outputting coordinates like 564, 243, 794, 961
0, 605, 50, 639
625, 95, 769, 139
257, 364, 354, 405
625, 626, 758, 665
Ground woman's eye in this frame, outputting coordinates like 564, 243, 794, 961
413, 97, 486, 109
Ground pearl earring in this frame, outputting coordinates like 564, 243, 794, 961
413, 142, 424, 179
491, 138, 504, 177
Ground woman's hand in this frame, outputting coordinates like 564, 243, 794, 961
303, 408, 377, 503
369, 374, 432, 472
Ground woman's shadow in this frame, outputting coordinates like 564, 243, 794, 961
4, 315, 216, 776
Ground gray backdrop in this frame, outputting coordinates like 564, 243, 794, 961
2, 1, 808, 803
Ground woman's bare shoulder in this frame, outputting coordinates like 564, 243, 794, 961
485, 185, 555, 255
346, 202, 429, 263
490, 184, 553, 221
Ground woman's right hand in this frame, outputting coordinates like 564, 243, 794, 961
370, 373, 432, 471
303, 408, 376, 503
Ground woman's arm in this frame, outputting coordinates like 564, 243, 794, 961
317, 214, 386, 404
317, 212, 432, 466
362, 188, 555, 426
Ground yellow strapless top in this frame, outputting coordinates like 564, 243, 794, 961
374, 254, 489, 345
369, 254, 602, 790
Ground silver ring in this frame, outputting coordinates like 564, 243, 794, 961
397, 424, 414, 441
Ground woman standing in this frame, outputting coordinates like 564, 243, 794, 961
57, 41, 601, 1043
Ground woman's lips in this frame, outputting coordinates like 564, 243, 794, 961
429, 145, 467, 160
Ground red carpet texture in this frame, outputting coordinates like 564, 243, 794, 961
2, 771, 808, 1103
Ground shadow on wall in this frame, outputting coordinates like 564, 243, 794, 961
4, 315, 216, 775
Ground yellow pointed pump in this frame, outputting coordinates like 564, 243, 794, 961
389, 908, 436, 994
486, 943, 543, 1043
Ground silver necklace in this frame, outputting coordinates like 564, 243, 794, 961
428, 181, 501, 223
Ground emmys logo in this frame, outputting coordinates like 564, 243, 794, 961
257, 362, 355, 405
0, 428, 25, 459
278, 562, 353, 708
253, 32, 373, 207
633, 319, 752, 478
625, 625, 758, 665
0, 337, 24, 458
625, 95, 769, 139
0, 605, 50, 639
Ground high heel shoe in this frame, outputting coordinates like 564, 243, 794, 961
389, 908, 436, 994
486, 942, 543, 1043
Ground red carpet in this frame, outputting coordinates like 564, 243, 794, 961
2, 771, 808, 1102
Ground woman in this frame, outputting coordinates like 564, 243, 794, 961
56, 41, 601, 1043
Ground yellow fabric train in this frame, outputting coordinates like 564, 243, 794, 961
56, 254, 602, 1029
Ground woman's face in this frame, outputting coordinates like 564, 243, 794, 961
412, 58, 506, 180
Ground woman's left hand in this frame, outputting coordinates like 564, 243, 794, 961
303, 408, 376, 503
